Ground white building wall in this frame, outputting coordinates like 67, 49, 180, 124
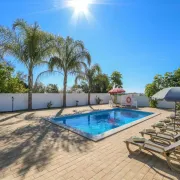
157, 100, 175, 109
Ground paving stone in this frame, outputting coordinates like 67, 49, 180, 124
0, 106, 179, 180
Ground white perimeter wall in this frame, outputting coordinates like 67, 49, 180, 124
0, 93, 175, 112
0, 93, 111, 112
118, 95, 175, 109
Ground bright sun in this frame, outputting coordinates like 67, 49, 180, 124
68, 0, 90, 14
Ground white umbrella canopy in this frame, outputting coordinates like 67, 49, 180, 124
152, 87, 180, 102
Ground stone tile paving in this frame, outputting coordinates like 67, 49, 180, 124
0, 105, 180, 180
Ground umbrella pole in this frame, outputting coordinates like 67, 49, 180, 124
110, 94, 115, 105
174, 102, 176, 130
116, 94, 117, 106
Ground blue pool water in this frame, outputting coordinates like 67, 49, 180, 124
51, 109, 153, 136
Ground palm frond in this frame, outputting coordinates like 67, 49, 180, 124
91, 63, 101, 74
49, 56, 64, 71
35, 70, 63, 86
75, 74, 86, 85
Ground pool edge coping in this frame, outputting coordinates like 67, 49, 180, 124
43, 108, 160, 142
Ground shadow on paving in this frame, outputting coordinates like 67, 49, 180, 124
55, 108, 64, 117
89, 106, 95, 110
0, 118, 92, 178
0, 119, 25, 127
128, 151, 180, 179
0, 112, 26, 123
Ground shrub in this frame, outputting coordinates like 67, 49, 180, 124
149, 99, 158, 108
47, 101, 53, 109
95, 96, 102, 105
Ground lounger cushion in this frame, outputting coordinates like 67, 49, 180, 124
154, 122, 166, 127
140, 130, 174, 141
162, 119, 171, 123
125, 137, 164, 153
144, 129, 156, 133
132, 136, 146, 142
164, 140, 180, 152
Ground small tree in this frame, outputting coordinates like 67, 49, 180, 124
145, 68, 180, 108
110, 71, 123, 87
92, 73, 110, 93
0, 62, 27, 93
33, 82, 46, 93
75, 64, 101, 105
46, 84, 59, 93
145, 83, 158, 108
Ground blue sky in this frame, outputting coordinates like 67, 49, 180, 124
1, 0, 180, 93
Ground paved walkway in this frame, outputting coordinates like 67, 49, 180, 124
0, 105, 179, 180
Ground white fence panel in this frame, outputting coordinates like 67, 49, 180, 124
66, 93, 88, 107
0, 93, 176, 112
32, 94, 62, 109
117, 95, 149, 107
135, 96, 150, 107
118, 95, 175, 109
0, 94, 28, 112
0, 93, 112, 112
90, 93, 111, 105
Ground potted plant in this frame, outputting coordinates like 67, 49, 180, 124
76, 100, 79, 106
47, 101, 53, 109
95, 96, 102, 105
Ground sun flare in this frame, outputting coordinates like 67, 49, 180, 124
68, 0, 91, 14
53, 0, 108, 24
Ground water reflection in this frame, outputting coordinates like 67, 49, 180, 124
52, 109, 152, 136
120, 111, 139, 118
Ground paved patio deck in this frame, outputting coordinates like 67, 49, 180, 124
0, 105, 179, 180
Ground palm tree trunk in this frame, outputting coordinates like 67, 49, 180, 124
28, 68, 33, 110
88, 92, 91, 105
63, 73, 67, 107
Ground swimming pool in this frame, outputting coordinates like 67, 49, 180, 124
49, 108, 157, 141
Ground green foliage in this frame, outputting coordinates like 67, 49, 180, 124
149, 99, 158, 108
47, 101, 53, 109
75, 64, 103, 104
92, 73, 110, 93
145, 68, 180, 108
75, 64, 101, 91
145, 83, 158, 98
176, 103, 180, 110
0, 62, 27, 93
36, 36, 91, 107
95, 96, 102, 105
0, 19, 55, 109
79, 82, 89, 93
75, 70, 124, 93
33, 82, 46, 93
110, 71, 123, 88
75, 65, 111, 94
46, 84, 59, 93
70, 84, 81, 91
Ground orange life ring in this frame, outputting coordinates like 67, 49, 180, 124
126, 97, 132, 104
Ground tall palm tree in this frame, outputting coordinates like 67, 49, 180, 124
36, 36, 91, 107
75, 64, 101, 105
0, 19, 55, 110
